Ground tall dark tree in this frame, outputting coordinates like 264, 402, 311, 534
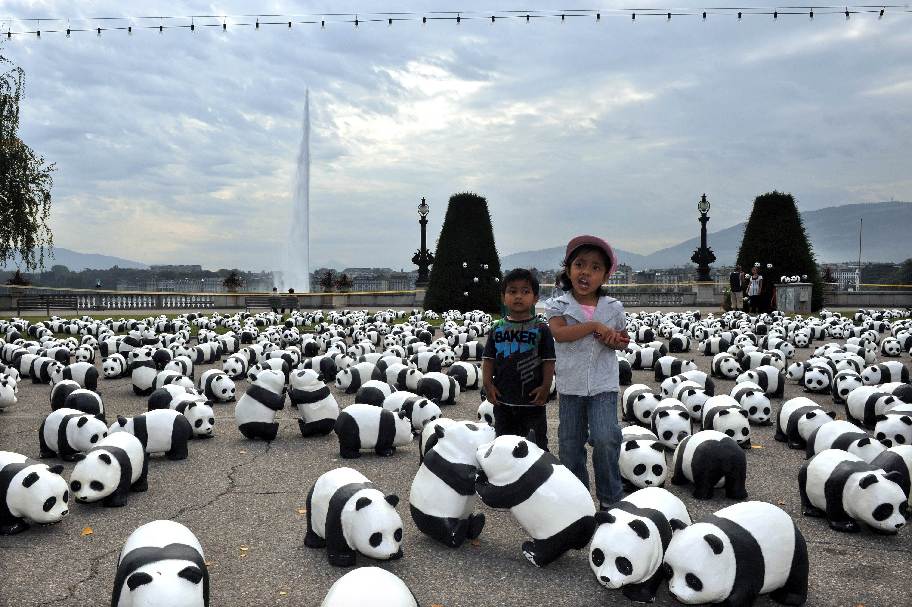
222, 270, 244, 292
1, 55, 55, 270
424, 192, 502, 313
736, 191, 823, 310
318, 270, 336, 292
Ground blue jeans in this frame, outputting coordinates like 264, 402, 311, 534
558, 391, 623, 505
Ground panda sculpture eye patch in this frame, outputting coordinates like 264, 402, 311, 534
633, 464, 647, 476
127, 572, 154, 591
872, 503, 894, 522
42, 496, 56, 512
90, 481, 104, 491
685, 573, 704, 591
178, 566, 204, 584
652, 465, 663, 475
616, 557, 633, 576
369, 532, 382, 547
591, 548, 605, 567
70, 481, 81, 491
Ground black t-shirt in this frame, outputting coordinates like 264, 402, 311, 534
482, 317, 556, 406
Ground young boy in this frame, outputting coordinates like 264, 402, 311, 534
482, 268, 556, 450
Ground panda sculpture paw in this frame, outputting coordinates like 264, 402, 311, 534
0, 521, 29, 535
303, 530, 327, 549
828, 519, 860, 533
787, 440, 804, 450
375, 447, 395, 457
801, 504, 825, 518
339, 449, 362, 459
521, 541, 542, 568
769, 589, 808, 606
466, 513, 486, 540
132, 478, 148, 492
327, 552, 357, 567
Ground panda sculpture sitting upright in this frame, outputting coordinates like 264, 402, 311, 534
409, 420, 495, 548
0, 451, 69, 535
304, 467, 404, 567
234, 369, 286, 441
111, 519, 209, 607
475, 434, 596, 567
589, 487, 691, 602
288, 369, 339, 437
663, 501, 808, 606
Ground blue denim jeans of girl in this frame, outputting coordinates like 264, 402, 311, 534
557, 391, 623, 505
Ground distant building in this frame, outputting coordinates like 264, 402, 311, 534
149, 264, 203, 273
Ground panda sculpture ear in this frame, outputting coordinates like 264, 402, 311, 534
901, 416, 912, 426
98, 453, 112, 465
857, 438, 871, 447
628, 519, 650, 539
22, 471, 40, 488
72, 453, 86, 462
874, 415, 888, 423
512, 441, 529, 458
355, 497, 372, 511
859, 474, 879, 489
704, 534, 724, 555
827, 411, 837, 419
669, 518, 687, 532
595, 511, 616, 525
650, 443, 664, 452
77, 417, 89, 428
739, 410, 749, 418
624, 441, 640, 451
718, 410, 730, 417
384, 494, 399, 507
48, 464, 65, 475
658, 411, 669, 419
127, 572, 154, 591
885, 471, 904, 484
434, 425, 447, 439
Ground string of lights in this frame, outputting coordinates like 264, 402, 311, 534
2, 5, 910, 39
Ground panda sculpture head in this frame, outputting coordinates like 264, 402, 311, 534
182, 401, 215, 438
740, 390, 771, 425
833, 372, 864, 402
803, 367, 832, 393
633, 392, 664, 423
875, 413, 912, 448
590, 509, 662, 590
102, 354, 127, 378
433, 421, 496, 460
663, 522, 739, 604
678, 388, 709, 421
652, 403, 691, 449
846, 471, 908, 532
206, 372, 236, 402
475, 434, 548, 487
4, 459, 69, 524
406, 398, 441, 433
713, 408, 751, 445
797, 409, 836, 441
848, 437, 887, 463
713, 356, 741, 379
69, 449, 125, 503
619, 440, 667, 488
477, 400, 495, 426
0, 379, 16, 409
342, 489, 403, 561
69, 414, 109, 451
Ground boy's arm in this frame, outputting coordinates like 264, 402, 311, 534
530, 359, 555, 405
481, 358, 499, 403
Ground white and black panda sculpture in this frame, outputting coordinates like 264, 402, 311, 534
38, 408, 109, 461
846, 386, 903, 429
334, 403, 413, 458
775, 397, 836, 450
234, 369, 286, 441
335, 362, 383, 394
650, 401, 691, 451
0, 377, 16, 411
737, 365, 785, 398
112, 519, 209, 607
477, 399, 495, 426
55, 361, 100, 392
199, 369, 236, 403
654, 356, 698, 382
288, 369, 339, 437
861, 361, 910, 385
589, 487, 691, 602
875, 407, 912, 449
446, 361, 480, 391
320, 567, 417, 607
69, 432, 148, 507
805, 420, 886, 462
102, 354, 129, 379
49, 379, 81, 411
623, 384, 664, 425
383, 393, 441, 434
304, 467, 404, 567
222, 354, 249, 380
474, 434, 596, 567
354, 380, 395, 408
63, 388, 106, 422
701, 396, 751, 448
409, 420, 496, 547
620, 427, 668, 489
0, 451, 69, 535
416, 371, 460, 406
663, 501, 808, 606
109, 410, 194, 460
799, 448, 907, 533
671, 430, 748, 500
872, 445, 912, 504
710, 353, 741, 379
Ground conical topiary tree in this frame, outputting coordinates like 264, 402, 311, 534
736, 191, 823, 310
424, 192, 502, 313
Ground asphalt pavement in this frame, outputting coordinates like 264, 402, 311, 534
0, 309, 909, 607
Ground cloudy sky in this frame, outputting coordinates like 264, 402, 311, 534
3, 1, 910, 272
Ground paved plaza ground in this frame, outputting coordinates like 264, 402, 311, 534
1, 307, 910, 606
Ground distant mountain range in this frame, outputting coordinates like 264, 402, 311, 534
1, 248, 149, 272
501, 201, 912, 271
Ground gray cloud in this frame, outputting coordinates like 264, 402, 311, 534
3, 1, 910, 271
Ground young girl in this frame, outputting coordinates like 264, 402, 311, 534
746, 265, 763, 313
544, 235, 630, 510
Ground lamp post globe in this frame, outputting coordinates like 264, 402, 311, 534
691, 193, 716, 281
418, 197, 429, 218
697, 193, 710, 215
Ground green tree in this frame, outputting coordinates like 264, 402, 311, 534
222, 270, 244, 292
334, 273, 352, 292
736, 191, 823, 310
318, 270, 335, 292
0, 55, 55, 270
891, 259, 912, 285
424, 192, 502, 313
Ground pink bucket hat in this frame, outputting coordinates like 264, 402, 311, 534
564, 235, 618, 277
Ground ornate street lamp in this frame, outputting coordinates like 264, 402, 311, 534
691, 193, 717, 282
412, 197, 434, 288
